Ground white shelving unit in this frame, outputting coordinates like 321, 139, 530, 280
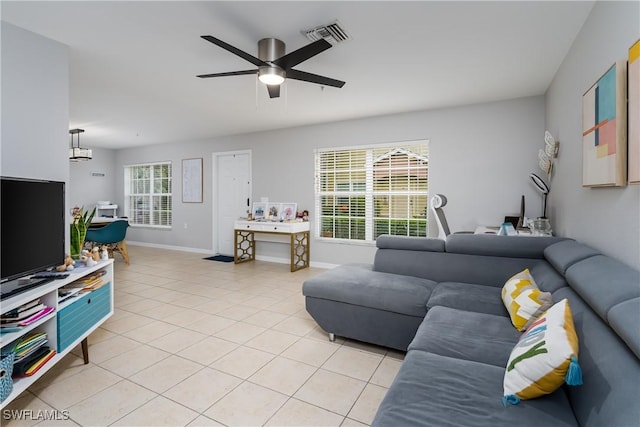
0, 260, 114, 409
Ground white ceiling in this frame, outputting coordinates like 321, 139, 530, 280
2, 1, 594, 149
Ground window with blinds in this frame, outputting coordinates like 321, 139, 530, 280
315, 141, 429, 242
124, 162, 172, 228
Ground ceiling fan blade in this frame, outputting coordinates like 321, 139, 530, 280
272, 39, 332, 70
286, 69, 345, 88
196, 70, 257, 78
201, 35, 268, 67
266, 84, 280, 98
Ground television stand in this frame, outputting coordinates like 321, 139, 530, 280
0, 260, 114, 409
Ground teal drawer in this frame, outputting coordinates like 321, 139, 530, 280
57, 284, 111, 351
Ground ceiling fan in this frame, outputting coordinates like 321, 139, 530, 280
196, 35, 345, 98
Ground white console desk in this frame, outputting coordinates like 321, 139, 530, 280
234, 220, 310, 272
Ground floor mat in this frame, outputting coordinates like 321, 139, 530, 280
203, 255, 235, 263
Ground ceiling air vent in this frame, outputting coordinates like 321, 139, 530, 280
303, 21, 350, 45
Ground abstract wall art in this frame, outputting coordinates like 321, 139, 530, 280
582, 60, 627, 187
629, 40, 640, 184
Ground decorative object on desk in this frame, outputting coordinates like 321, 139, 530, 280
70, 206, 96, 259
182, 158, 203, 203
69, 128, 92, 161
80, 249, 97, 267
268, 203, 280, 220
55, 255, 75, 272
629, 39, 640, 184
530, 218, 552, 236
582, 60, 627, 187
91, 247, 101, 262
530, 173, 550, 219
280, 203, 297, 221
252, 202, 267, 220
100, 246, 109, 261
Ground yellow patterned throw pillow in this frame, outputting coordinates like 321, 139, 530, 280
503, 298, 582, 405
501, 269, 552, 331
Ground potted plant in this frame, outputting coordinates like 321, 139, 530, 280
70, 206, 96, 259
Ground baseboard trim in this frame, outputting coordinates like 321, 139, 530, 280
127, 241, 336, 269
126, 241, 212, 255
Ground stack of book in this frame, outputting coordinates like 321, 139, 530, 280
66, 269, 107, 293
0, 299, 55, 331
11, 332, 56, 377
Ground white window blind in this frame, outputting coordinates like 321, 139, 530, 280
124, 162, 172, 228
315, 141, 429, 242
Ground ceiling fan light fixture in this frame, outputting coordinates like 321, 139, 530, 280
258, 67, 285, 85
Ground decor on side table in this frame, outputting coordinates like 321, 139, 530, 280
70, 206, 95, 259
629, 39, 640, 184
582, 60, 627, 187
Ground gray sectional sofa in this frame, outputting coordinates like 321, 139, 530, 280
302, 234, 640, 426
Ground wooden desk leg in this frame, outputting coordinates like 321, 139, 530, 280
291, 231, 310, 272
81, 338, 89, 364
235, 230, 255, 263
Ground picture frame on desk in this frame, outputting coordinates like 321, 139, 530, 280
280, 203, 297, 221
252, 202, 267, 220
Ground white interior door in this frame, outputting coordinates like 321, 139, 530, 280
216, 151, 251, 255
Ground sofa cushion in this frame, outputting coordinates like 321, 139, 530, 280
550, 287, 640, 427
503, 299, 581, 405
372, 351, 578, 427
607, 297, 640, 358
427, 282, 507, 317
376, 235, 445, 251
565, 255, 640, 321
302, 263, 437, 317
544, 240, 600, 275
501, 269, 553, 331
529, 262, 569, 293
445, 234, 570, 259
408, 306, 518, 367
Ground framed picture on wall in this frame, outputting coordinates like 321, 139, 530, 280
582, 60, 627, 187
629, 39, 640, 184
182, 158, 203, 203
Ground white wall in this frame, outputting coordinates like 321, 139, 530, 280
115, 96, 545, 265
545, 1, 640, 269
1, 22, 70, 247
69, 147, 118, 215
1, 22, 69, 182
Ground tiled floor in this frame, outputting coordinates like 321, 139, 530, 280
3, 246, 404, 426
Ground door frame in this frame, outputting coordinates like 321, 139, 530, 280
211, 149, 252, 255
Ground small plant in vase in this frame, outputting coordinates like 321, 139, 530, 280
70, 206, 96, 259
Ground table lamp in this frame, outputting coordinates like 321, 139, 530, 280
530, 172, 549, 218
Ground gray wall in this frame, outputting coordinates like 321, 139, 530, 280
545, 0, 640, 269
115, 96, 545, 265
69, 147, 118, 215
1, 22, 70, 248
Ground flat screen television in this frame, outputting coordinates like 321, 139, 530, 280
1, 177, 65, 296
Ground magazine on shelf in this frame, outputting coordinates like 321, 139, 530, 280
1, 304, 45, 322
